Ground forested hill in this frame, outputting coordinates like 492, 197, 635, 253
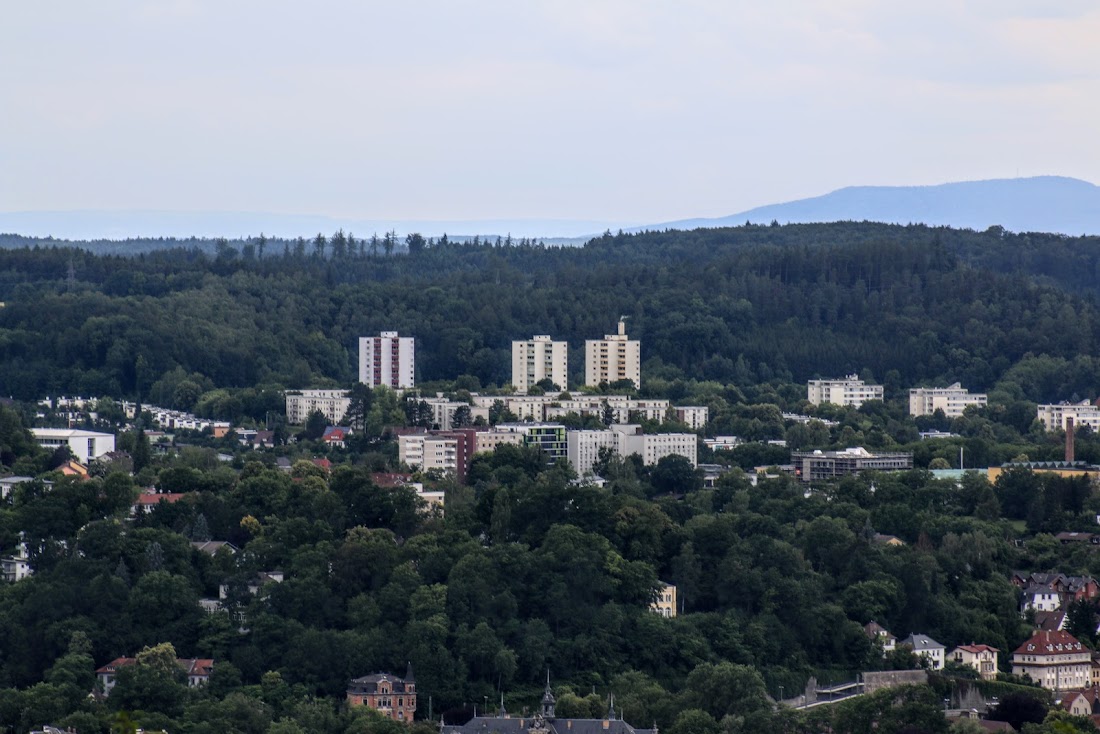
2, 222, 1100, 405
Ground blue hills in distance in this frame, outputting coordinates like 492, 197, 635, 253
2, 176, 1098, 243
643, 176, 1100, 236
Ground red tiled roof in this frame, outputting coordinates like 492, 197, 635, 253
95, 656, 136, 674
1014, 630, 1085, 656
134, 492, 186, 506
955, 644, 999, 654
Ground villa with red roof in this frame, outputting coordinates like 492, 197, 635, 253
950, 644, 999, 680
95, 656, 214, 695
1012, 630, 1091, 690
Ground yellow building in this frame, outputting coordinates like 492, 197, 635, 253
651, 582, 677, 618
987, 462, 1100, 484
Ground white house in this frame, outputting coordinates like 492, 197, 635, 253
900, 633, 945, 670
30, 428, 115, 464
950, 644, 999, 681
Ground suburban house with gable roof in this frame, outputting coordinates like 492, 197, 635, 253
950, 644, 999, 680
864, 621, 897, 653
900, 634, 945, 670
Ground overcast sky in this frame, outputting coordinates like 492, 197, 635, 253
2, 1, 1098, 225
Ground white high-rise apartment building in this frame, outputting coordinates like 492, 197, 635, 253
585, 319, 641, 389
807, 375, 884, 408
909, 383, 988, 418
512, 336, 569, 394
359, 331, 415, 389
1037, 401, 1100, 432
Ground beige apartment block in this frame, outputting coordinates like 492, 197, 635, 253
1038, 401, 1100, 432
585, 319, 641, 389
909, 383, 987, 417
512, 336, 568, 394
807, 375, 883, 408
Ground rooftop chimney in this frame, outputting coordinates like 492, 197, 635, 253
1067, 417, 1076, 463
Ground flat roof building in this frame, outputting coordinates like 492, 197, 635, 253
791, 447, 913, 482
1038, 401, 1100, 432
285, 389, 350, 425
30, 428, 115, 464
909, 383, 988, 418
807, 375, 883, 408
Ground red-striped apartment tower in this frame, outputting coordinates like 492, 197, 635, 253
359, 331, 415, 389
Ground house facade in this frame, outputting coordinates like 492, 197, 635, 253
651, 582, 677, 618
347, 668, 417, 722
900, 634, 945, 670
951, 644, 999, 680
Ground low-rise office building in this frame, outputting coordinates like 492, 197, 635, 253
790, 447, 913, 482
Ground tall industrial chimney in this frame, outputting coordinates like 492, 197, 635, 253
1066, 417, 1076, 463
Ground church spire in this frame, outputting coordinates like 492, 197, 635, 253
541, 670, 556, 721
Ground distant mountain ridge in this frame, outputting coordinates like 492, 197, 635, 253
2, 176, 1098, 243
645, 176, 1100, 236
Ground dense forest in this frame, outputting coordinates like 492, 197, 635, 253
3, 223, 1100, 733
2, 223, 1100, 408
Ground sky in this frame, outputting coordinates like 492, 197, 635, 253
2, 1, 1099, 229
